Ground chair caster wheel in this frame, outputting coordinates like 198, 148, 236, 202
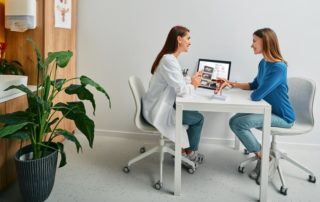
308, 175, 316, 183
154, 181, 162, 190
238, 166, 245, 173
244, 149, 250, 155
140, 147, 146, 153
280, 186, 288, 195
123, 166, 130, 173
187, 167, 196, 174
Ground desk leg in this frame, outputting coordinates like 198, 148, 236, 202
259, 107, 271, 202
174, 103, 183, 196
234, 137, 240, 150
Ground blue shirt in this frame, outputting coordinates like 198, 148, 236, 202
249, 59, 295, 123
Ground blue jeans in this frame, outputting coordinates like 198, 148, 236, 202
229, 113, 293, 153
183, 111, 204, 151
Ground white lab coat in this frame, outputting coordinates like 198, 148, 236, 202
142, 54, 194, 148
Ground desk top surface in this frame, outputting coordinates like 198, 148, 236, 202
176, 88, 270, 108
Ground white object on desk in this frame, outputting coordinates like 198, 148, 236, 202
174, 88, 271, 202
210, 93, 227, 101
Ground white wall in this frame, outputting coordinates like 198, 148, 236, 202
77, 0, 320, 146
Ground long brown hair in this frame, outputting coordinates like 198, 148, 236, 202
253, 28, 287, 65
151, 26, 190, 74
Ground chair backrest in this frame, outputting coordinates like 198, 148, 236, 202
128, 76, 158, 132
288, 77, 316, 127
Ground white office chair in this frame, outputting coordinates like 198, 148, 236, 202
238, 77, 317, 195
123, 76, 196, 190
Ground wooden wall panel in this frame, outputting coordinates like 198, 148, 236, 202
0, 1, 4, 42
5, 0, 44, 85
44, 0, 77, 134
0, 102, 6, 190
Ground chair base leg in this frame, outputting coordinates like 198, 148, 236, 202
279, 151, 315, 177
127, 146, 161, 167
237, 147, 316, 196
124, 142, 197, 190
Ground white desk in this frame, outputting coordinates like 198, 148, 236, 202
174, 88, 271, 202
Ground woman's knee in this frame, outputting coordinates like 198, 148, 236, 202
192, 111, 204, 124
183, 111, 204, 126
229, 116, 240, 130
229, 116, 251, 135
198, 112, 204, 124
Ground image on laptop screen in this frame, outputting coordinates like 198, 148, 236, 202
197, 59, 231, 90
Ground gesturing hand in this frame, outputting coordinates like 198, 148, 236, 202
191, 71, 203, 88
214, 77, 232, 94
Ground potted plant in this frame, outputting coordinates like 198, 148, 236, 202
0, 42, 25, 75
0, 59, 25, 75
0, 39, 111, 202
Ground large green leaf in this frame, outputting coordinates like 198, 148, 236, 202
44, 51, 73, 68
53, 102, 86, 114
5, 84, 34, 98
55, 129, 82, 153
65, 84, 96, 114
5, 84, 39, 112
56, 142, 66, 167
51, 79, 66, 91
73, 115, 94, 147
44, 52, 58, 66
0, 123, 30, 138
0, 111, 32, 125
27, 38, 44, 70
7, 130, 30, 140
80, 76, 111, 108
48, 117, 59, 129
54, 102, 94, 147
43, 75, 51, 101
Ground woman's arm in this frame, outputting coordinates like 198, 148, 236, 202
229, 81, 251, 90
214, 78, 250, 94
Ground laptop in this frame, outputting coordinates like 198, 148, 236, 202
197, 58, 231, 90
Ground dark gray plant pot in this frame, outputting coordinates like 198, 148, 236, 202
15, 144, 58, 202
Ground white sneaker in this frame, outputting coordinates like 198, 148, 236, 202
187, 151, 205, 164
182, 153, 198, 169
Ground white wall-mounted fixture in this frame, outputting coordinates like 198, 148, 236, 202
5, 0, 36, 32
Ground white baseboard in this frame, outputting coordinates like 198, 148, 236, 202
94, 129, 320, 150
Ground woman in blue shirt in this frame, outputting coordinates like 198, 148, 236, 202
216, 28, 295, 181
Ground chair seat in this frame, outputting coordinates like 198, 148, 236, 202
269, 123, 313, 136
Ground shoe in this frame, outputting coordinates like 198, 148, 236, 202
256, 156, 278, 185
187, 151, 205, 164
182, 153, 198, 169
249, 159, 261, 180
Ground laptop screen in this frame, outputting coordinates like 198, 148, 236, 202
197, 58, 231, 90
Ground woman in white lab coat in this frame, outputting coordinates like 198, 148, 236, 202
142, 25, 204, 163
